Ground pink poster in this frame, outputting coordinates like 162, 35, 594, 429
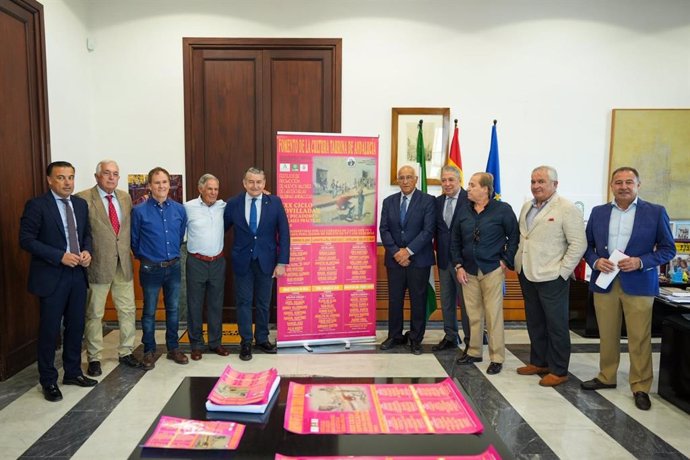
276, 133, 378, 345
284, 378, 483, 435
275, 445, 501, 459
142, 416, 245, 450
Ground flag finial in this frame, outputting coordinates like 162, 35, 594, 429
454, 118, 458, 128
493, 119, 497, 126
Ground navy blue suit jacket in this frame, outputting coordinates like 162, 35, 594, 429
380, 190, 436, 268
435, 188, 468, 270
584, 198, 675, 296
224, 192, 290, 276
19, 192, 92, 297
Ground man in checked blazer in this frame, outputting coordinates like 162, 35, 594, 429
514, 165, 586, 387
76, 160, 145, 377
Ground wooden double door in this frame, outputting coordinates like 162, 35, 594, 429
182, 38, 342, 321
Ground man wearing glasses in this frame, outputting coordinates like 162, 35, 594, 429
450, 172, 518, 375
379, 165, 436, 355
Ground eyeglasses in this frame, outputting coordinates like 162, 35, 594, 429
397, 175, 415, 182
473, 227, 480, 243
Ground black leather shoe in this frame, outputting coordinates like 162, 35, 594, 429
410, 341, 423, 355
431, 338, 458, 351
581, 378, 617, 391
380, 336, 406, 350
63, 375, 98, 387
486, 362, 503, 375
42, 384, 63, 402
634, 391, 651, 410
456, 354, 483, 365
87, 361, 102, 377
240, 343, 252, 361
119, 354, 143, 368
256, 341, 277, 354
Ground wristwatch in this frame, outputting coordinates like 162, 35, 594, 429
454, 264, 463, 271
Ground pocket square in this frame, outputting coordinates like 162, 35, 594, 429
548, 217, 555, 221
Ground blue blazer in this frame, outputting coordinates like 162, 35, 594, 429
19, 192, 92, 297
224, 192, 290, 276
584, 198, 675, 296
435, 188, 468, 270
379, 190, 436, 268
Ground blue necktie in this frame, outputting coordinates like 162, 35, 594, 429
249, 197, 258, 234
400, 195, 408, 225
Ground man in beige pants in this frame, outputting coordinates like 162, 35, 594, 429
77, 160, 148, 376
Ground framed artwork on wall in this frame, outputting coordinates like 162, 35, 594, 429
390, 107, 450, 186
609, 109, 690, 219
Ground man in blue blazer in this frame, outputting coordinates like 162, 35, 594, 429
433, 165, 469, 352
379, 165, 436, 355
581, 167, 675, 411
19, 161, 97, 402
224, 167, 290, 361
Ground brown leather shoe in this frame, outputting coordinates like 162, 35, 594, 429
539, 373, 568, 387
190, 349, 202, 361
517, 364, 550, 375
141, 351, 156, 370
166, 349, 189, 365
210, 345, 230, 356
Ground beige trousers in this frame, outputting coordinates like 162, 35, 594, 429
593, 278, 654, 393
462, 267, 505, 363
84, 262, 137, 361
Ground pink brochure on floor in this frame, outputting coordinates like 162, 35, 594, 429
284, 377, 483, 435
142, 416, 245, 450
275, 445, 501, 459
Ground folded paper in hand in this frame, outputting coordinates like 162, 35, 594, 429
594, 249, 626, 289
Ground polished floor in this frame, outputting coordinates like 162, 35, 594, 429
0, 326, 688, 459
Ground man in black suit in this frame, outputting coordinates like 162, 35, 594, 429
433, 165, 469, 352
20, 161, 97, 402
379, 165, 436, 355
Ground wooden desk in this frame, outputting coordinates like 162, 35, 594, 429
131, 377, 513, 459
659, 314, 690, 414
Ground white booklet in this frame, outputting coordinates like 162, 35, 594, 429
594, 249, 626, 289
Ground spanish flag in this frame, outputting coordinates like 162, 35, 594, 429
447, 119, 464, 187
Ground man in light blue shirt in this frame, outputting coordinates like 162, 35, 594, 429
184, 174, 229, 360
582, 167, 675, 411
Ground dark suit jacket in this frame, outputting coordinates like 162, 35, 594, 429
435, 188, 468, 270
585, 198, 675, 296
379, 190, 436, 268
19, 192, 92, 297
224, 192, 290, 276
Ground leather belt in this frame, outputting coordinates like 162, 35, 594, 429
189, 251, 224, 262
141, 258, 179, 268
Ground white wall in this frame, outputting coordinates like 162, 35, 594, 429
42, 0, 690, 218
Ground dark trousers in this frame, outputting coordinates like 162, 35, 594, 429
438, 266, 469, 344
387, 265, 430, 343
519, 272, 571, 376
140, 261, 181, 353
186, 256, 226, 349
38, 267, 87, 387
235, 259, 274, 345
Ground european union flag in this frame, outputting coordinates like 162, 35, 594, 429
485, 120, 501, 201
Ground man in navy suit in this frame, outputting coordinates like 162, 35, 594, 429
20, 161, 97, 402
433, 165, 469, 352
224, 167, 290, 361
379, 165, 436, 355
581, 167, 675, 411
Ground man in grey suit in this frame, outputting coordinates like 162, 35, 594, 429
77, 160, 147, 376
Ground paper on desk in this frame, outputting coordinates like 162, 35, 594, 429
595, 249, 626, 289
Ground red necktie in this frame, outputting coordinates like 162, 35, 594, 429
106, 194, 120, 235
